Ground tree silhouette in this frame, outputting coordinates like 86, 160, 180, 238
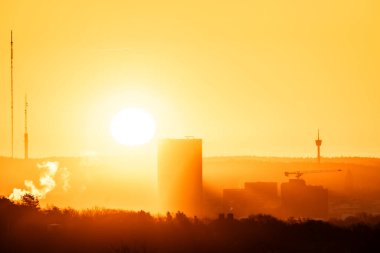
1, 196, 380, 253
21, 193, 39, 209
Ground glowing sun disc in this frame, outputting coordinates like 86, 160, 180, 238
110, 108, 156, 146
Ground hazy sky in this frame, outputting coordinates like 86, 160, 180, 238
1, 0, 379, 158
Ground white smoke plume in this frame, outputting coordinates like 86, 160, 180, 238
9, 161, 60, 201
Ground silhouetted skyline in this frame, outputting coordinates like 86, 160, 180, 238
1, 1, 379, 251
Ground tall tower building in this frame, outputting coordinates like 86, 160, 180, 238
315, 130, 322, 163
158, 138, 202, 216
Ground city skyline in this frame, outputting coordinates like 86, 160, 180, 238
1, 2, 380, 249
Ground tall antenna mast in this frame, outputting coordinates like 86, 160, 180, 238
10, 30, 14, 158
315, 129, 322, 164
24, 94, 29, 160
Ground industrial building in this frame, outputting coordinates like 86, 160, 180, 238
158, 138, 202, 216
223, 182, 279, 217
223, 179, 328, 219
281, 179, 328, 218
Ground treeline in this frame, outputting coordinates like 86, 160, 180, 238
1, 196, 380, 253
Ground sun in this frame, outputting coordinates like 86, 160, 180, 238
110, 107, 156, 146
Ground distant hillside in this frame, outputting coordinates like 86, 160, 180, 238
203, 156, 380, 196
1, 156, 380, 210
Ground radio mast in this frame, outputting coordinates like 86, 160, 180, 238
315, 129, 322, 164
10, 30, 14, 158
24, 94, 29, 160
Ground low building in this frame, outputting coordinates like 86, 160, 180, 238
223, 182, 279, 217
281, 179, 328, 218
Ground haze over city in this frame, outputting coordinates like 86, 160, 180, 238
1, 1, 380, 252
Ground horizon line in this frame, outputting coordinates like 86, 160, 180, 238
1, 155, 380, 160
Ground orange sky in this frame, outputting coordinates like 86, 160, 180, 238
0, 0, 379, 158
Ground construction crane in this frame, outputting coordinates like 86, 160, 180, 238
284, 169, 342, 180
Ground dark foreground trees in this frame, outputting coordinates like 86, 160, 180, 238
1, 196, 380, 253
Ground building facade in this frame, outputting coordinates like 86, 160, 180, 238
158, 138, 202, 216
223, 182, 279, 217
281, 179, 328, 218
